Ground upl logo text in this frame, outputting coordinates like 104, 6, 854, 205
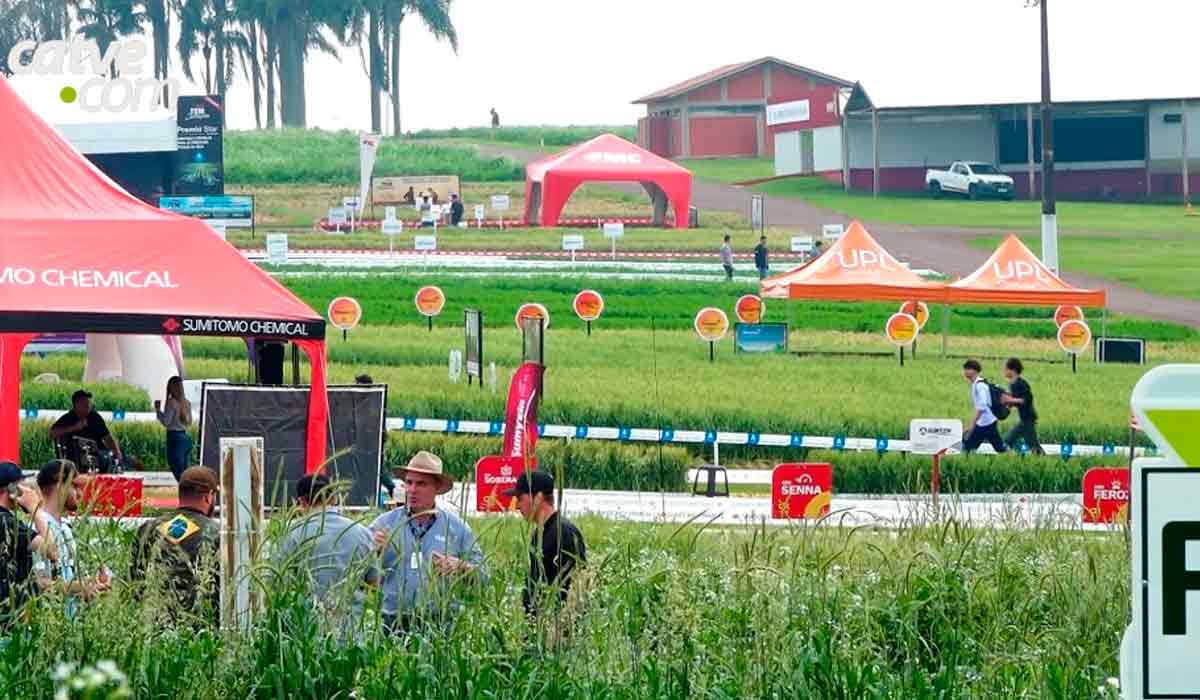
837, 249, 898, 271
7, 36, 178, 114
992, 260, 1052, 283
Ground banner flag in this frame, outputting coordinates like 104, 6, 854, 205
358, 132, 381, 213
502, 361, 543, 464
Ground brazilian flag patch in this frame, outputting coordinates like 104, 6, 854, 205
158, 515, 199, 545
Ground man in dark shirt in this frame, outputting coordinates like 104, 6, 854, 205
504, 471, 586, 615
0, 461, 54, 628
753, 236, 769, 279
129, 466, 221, 623
1001, 357, 1044, 455
449, 193, 464, 226
49, 390, 123, 469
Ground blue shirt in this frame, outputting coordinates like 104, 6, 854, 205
369, 505, 487, 616
32, 512, 78, 620
274, 508, 379, 634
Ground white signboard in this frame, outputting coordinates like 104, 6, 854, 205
822, 223, 844, 241
791, 236, 814, 254
414, 235, 437, 251
384, 206, 397, 221
561, 235, 585, 251
266, 233, 288, 265
328, 207, 347, 226
381, 219, 403, 236
474, 204, 485, 221
908, 419, 963, 456
490, 195, 510, 212
342, 196, 360, 210
603, 222, 625, 239
751, 194, 764, 232
766, 99, 811, 126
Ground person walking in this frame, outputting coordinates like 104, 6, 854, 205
370, 451, 487, 635
1001, 358, 1044, 455
753, 236, 769, 279
503, 471, 586, 618
155, 376, 193, 482
275, 474, 379, 642
961, 360, 1007, 454
0, 462, 56, 628
719, 235, 734, 281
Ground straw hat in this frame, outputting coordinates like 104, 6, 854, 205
394, 450, 453, 494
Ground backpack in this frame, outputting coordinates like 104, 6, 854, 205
983, 380, 1011, 420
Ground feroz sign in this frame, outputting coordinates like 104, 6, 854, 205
515, 303, 550, 331
734, 294, 764, 324
693, 307, 729, 342
899, 301, 930, 329
327, 296, 362, 331
1119, 365, 1200, 698
573, 290, 604, 322
1081, 467, 1130, 524
908, 419, 963, 455
771, 463, 833, 519
885, 313, 919, 346
414, 286, 446, 317
1054, 305, 1085, 327
1057, 319, 1091, 354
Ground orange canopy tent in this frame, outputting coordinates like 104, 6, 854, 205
946, 234, 1106, 307
759, 221, 946, 302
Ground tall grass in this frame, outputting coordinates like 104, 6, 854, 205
0, 510, 1129, 698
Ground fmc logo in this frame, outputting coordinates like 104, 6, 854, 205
583, 152, 642, 165
836, 249, 897, 271
7, 36, 178, 113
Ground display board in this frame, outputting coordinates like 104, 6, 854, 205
198, 384, 385, 507
174, 95, 225, 195
372, 175, 461, 206
465, 309, 483, 379
734, 323, 788, 353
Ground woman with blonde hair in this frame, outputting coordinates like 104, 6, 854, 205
155, 376, 193, 481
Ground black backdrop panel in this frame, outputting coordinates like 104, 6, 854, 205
199, 384, 385, 507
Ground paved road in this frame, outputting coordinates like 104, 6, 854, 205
474, 143, 1200, 328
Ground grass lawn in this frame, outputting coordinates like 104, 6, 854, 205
676, 157, 775, 183
754, 176, 1200, 236
970, 232, 1200, 300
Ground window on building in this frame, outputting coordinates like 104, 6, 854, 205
998, 114, 1146, 164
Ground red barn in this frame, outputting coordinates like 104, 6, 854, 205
634, 57, 853, 161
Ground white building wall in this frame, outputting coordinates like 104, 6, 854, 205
813, 125, 843, 172
1148, 101, 1200, 160
847, 113, 996, 169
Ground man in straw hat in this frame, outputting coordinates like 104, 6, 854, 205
370, 451, 487, 634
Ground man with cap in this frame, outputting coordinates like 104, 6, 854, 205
49, 390, 124, 470
370, 451, 487, 634
504, 471, 586, 616
0, 461, 57, 627
129, 466, 221, 623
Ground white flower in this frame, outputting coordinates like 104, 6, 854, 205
85, 669, 106, 687
52, 662, 76, 682
54, 688, 68, 700
96, 660, 118, 675
1106, 677, 1120, 689
70, 677, 85, 690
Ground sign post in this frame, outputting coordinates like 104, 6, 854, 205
899, 301, 930, 358
342, 196, 360, 233
1057, 319, 1092, 374
561, 234, 585, 263
909, 419, 963, 511
603, 222, 625, 261
474, 204, 485, 228
465, 309, 483, 389
328, 207, 347, 234
327, 296, 362, 341
770, 463, 833, 519
265, 233, 288, 265
694, 307, 730, 363
491, 195, 510, 229
415, 285, 446, 332
734, 294, 764, 324
751, 194, 764, 234
885, 313, 920, 366
573, 290, 604, 336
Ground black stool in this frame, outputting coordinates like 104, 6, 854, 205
692, 463, 730, 498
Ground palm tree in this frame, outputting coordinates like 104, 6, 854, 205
261, 0, 349, 128
345, 0, 387, 133
177, 0, 248, 102
75, 0, 148, 78
384, 0, 457, 135
234, 0, 265, 128
139, 0, 170, 102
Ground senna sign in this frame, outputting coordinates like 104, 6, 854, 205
771, 463, 833, 519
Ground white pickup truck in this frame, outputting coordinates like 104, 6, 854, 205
925, 161, 1015, 200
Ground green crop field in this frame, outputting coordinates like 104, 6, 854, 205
677, 157, 775, 184
410, 124, 637, 151
1, 511, 1127, 699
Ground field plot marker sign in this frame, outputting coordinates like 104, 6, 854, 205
1120, 365, 1200, 699
1054, 305, 1085, 328
415, 285, 446, 332
694, 307, 729, 363
474, 456, 527, 513
265, 233, 288, 265
515, 303, 550, 331
342, 196, 360, 232
603, 222, 625, 261
328, 207, 347, 234
465, 309, 484, 389
328, 296, 362, 340
751, 194, 765, 234
474, 204, 485, 228
491, 195, 510, 228
909, 419, 962, 510
1058, 319, 1092, 374
771, 463, 832, 519
899, 301, 930, 357
1082, 467, 1130, 525
734, 294, 764, 324
885, 313, 919, 366
573, 290, 604, 336
414, 234, 437, 265
791, 236, 814, 257
822, 223, 844, 243
561, 234, 585, 262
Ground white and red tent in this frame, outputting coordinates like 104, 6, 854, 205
522, 134, 692, 229
0, 76, 329, 471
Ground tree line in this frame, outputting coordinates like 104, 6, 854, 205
0, 0, 458, 131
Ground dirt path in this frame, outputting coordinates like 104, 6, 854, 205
471, 142, 1200, 328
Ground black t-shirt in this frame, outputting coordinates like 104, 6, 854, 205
52, 410, 111, 461
754, 244, 768, 267
523, 512, 586, 615
0, 506, 35, 621
1009, 377, 1037, 422
450, 200, 464, 224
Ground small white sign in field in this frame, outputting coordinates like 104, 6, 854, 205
381, 219, 403, 236
908, 419, 963, 455
384, 206, 397, 221
603, 222, 625, 239
328, 207, 347, 226
791, 236, 814, 254
266, 233, 288, 265
822, 223, 844, 242
561, 235, 585, 251
414, 235, 437, 251
474, 204, 485, 222
490, 195, 510, 212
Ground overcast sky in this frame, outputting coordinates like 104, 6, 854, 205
18, 0, 1200, 131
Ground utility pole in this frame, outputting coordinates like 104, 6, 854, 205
1031, 0, 1059, 273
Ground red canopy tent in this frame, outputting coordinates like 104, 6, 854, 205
0, 76, 329, 472
522, 134, 692, 229
759, 221, 947, 302
946, 234, 1107, 307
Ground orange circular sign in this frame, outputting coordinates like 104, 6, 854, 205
414, 286, 446, 317
1054, 305, 1085, 327
885, 313, 919, 346
1057, 319, 1092, 355
734, 294, 765, 324
573, 290, 604, 322
514, 303, 550, 330
694, 307, 730, 342
327, 296, 362, 330
899, 301, 930, 329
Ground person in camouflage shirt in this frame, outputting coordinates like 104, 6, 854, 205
129, 466, 220, 623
